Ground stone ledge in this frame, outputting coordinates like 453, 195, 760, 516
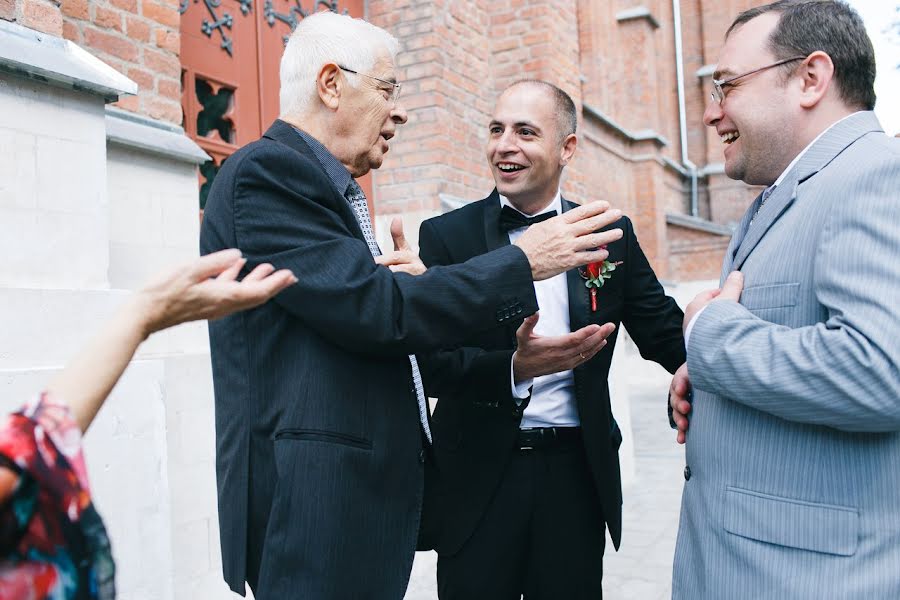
106, 107, 210, 165
0, 19, 136, 102
583, 103, 669, 148
666, 212, 733, 236
616, 6, 660, 29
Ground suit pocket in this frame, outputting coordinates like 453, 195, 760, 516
274, 428, 372, 450
740, 282, 799, 311
724, 486, 858, 556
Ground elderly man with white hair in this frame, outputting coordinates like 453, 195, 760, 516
201, 11, 623, 599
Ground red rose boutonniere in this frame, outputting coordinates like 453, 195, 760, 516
580, 246, 623, 312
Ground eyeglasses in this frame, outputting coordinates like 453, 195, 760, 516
338, 65, 402, 103
710, 56, 807, 104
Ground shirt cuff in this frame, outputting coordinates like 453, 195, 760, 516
510, 357, 533, 402
684, 305, 708, 349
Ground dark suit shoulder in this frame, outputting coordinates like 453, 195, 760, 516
422, 196, 492, 233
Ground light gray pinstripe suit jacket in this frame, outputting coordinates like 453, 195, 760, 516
673, 111, 900, 599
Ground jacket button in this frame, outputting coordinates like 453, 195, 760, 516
419, 450, 426, 464
684, 465, 692, 481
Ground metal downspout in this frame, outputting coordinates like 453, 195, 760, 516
673, 0, 699, 216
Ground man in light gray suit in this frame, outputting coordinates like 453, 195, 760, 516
668, 1, 900, 597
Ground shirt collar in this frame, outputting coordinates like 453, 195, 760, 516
772, 111, 862, 187
498, 190, 562, 219
292, 127, 353, 195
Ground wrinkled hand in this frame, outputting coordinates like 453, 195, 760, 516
668, 363, 691, 444
512, 313, 616, 382
514, 201, 624, 281
138, 249, 297, 337
375, 217, 426, 275
682, 271, 744, 334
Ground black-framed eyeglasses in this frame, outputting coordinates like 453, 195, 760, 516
710, 56, 807, 104
338, 65, 402, 103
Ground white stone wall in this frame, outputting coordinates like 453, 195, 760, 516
0, 78, 109, 290
0, 64, 241, 599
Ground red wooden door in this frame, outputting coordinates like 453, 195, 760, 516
180, 0, 369, 211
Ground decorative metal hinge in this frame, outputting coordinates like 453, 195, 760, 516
179, 0, 253, 56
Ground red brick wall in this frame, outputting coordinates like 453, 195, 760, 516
60, 0, 182, 123
2, 0, 63, 35
1, 0, 766, 280
668, 224, 729, 280
1, 0, 182, 124
367, 0, 746, 281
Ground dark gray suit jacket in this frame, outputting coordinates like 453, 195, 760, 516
200, 120, 538, 599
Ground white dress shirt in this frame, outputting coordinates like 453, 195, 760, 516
501, 192, 580, 428
684, 112, 863, 347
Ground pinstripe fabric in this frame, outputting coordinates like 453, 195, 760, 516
673, 112, 900, 599
345, 179, 432, 444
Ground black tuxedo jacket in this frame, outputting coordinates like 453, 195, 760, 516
200, 122, 539, 599
417, 191, 685, 555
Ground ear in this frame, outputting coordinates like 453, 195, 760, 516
559, 133, 577, 166
317, 63, 342, 111
797, 51, 834, 109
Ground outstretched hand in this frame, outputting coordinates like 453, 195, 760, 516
47, 249, 297, 434
512, 313, 616, 382
375, 217, 427, 275
139, 249, 298, 337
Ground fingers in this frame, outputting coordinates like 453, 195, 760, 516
375, 250, 413, 266
376, 250, 426, 275
570, 247, 611, 266
251, 269, 297, 299
718, 271, 744, 301
390, 217, 409, 252
242, 262, 276, 282
388, 264, 422, 275
194, 249, 244, 280
561, 200, 610, 224
574, 322, 615, 361
571, 228, 624, 253
215, 257, 247, 283
516, 313, 540, 341
571, 209, 623, 237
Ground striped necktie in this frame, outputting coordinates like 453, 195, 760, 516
345, 179, 432, 444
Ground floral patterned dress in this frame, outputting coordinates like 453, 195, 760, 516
0, 393, 115, 599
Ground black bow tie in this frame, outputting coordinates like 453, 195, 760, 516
498, 205, 557, 232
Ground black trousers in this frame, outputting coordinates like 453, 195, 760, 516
437, 443, 606, 600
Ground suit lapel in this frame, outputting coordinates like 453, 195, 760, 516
721, 189, 762, 281
730, 111, 883, 272
561, 199, 590, 333
731, 183, 796, 271
482, 189, 510, 252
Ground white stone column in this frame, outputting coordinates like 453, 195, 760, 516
0, 20, 239, 599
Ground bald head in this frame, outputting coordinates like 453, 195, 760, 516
501, 80, 577, 142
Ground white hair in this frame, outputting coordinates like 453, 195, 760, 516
279, 11, 400, 118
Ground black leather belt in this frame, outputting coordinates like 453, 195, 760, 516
516, 426, 581, 451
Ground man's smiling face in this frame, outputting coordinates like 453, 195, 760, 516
703, 12, 803, 186
486, 84, 570, 211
